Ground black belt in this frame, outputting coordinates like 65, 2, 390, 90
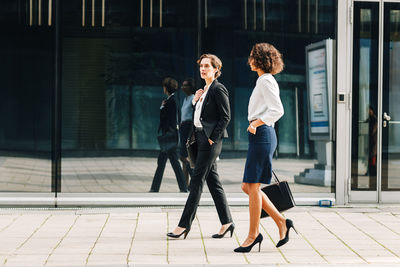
195, 127, 203, 132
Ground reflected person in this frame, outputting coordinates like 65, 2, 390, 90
179, 78, 196, 186
235, 43, 295, 253
167, 54, 234, 239
366, 105, 377, 180
150, 78, 188, 193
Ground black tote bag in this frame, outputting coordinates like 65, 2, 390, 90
260, 171, 295, 218
157, 129, 179, 152
186, 131, 197, 168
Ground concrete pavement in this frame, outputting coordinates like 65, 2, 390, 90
0, 205, 399, 266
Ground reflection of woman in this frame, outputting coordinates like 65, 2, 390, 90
167, 54, 234, 239
150, 78, 188, 193
179, 79, 195, 186
366, 105, 377, 179
235, 43, 295, 253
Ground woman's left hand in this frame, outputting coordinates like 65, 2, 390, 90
208, 139, 214, 145
247, 123, 257, 135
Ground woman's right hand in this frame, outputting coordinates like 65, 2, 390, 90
193, 89, 204, 103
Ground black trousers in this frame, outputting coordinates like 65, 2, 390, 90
179, 121, 194, 183
178, 130, 232, 229
150, 148, 188, 192
179, 121, 193, 158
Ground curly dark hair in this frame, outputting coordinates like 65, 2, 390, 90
197, 54, 222, 78
162, 77, 178, 94
248, 43, 284, 75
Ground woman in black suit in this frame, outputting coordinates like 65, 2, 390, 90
167, 54, 234, 239
150, 78, 188, 193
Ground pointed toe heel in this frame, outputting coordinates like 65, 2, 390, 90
212, 223, 235, 239
276, 219, 297, 248
167, 228, 190, 239
234, 233, 263, 253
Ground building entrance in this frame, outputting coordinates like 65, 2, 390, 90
350, 0, 400, 203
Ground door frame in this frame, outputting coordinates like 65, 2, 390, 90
344, 0, 400, 203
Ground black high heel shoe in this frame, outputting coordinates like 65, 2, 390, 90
212, 223, 235, 238
234, 233, 263, 253
276, 219, 297, 248
167, 228, 190, 239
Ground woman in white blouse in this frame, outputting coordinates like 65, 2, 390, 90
234, 43, 296, 253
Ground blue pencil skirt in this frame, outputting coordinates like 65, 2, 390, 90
243, 125, 277, 184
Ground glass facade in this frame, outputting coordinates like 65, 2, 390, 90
0, 0, 53, 192
1, 0, 337, 195
382, 2, 400, 191
351, 2, 379, 191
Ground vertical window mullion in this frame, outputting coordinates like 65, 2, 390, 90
92, 0, 95, 27
102, 0, 105, 27
160, 0, 162, 27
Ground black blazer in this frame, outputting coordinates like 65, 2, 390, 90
193, 79, 230, 142
159, 94, 178, 135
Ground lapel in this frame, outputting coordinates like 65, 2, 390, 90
200, 79, 217, 117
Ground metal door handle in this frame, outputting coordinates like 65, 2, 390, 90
384, 112, 391, 121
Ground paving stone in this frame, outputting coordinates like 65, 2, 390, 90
0, 207, 398, 265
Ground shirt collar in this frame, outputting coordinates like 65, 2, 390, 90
167, 92, 175, 99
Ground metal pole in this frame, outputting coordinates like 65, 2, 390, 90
205, 0, 208, 28
102, 0, 105, 27
377, 0, 384, 203
82, 0, 85, 26
39, 0, 42, 26
295, 87, 300, 157
92, 0, 95, 27
140, 0, 143, 27
307, 0, 310, 33
262, 0, 265, 31
315, 0, 318, 33
48, 0, 52, 26
196, 0, 202, 86
30, 0, 33, 26
150, 0, 153, 28
52, 0, 62, 199
298, 0, 301, 32
253, 0, 256, 30
244, 0, 247, 30
160, 0, 162, 27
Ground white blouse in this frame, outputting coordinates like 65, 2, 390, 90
248, 73, 284, 127
193, 85, 210, 128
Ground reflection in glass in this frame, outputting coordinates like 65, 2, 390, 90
59, 0, 337, 193
351, 3, 379, 191
0, 0, 53, 192
61, 0, 197, 192
204, 0, 336, 194
382, 3, 400, 191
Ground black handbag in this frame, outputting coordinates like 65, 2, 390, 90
260, 170, 295, 218
157, 129, 178, 152
186, 131, 197, 168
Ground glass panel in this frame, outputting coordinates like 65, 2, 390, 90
382, 3, 400, 191
0, 0, 53, 192
203, 0, 337, 194
60, 0, 336, 194
61, 0, 197, 192
351, 2, 379, 191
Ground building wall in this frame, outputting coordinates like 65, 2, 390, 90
0, 0, 337, 194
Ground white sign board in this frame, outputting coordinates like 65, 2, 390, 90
306, 39, 333, 140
